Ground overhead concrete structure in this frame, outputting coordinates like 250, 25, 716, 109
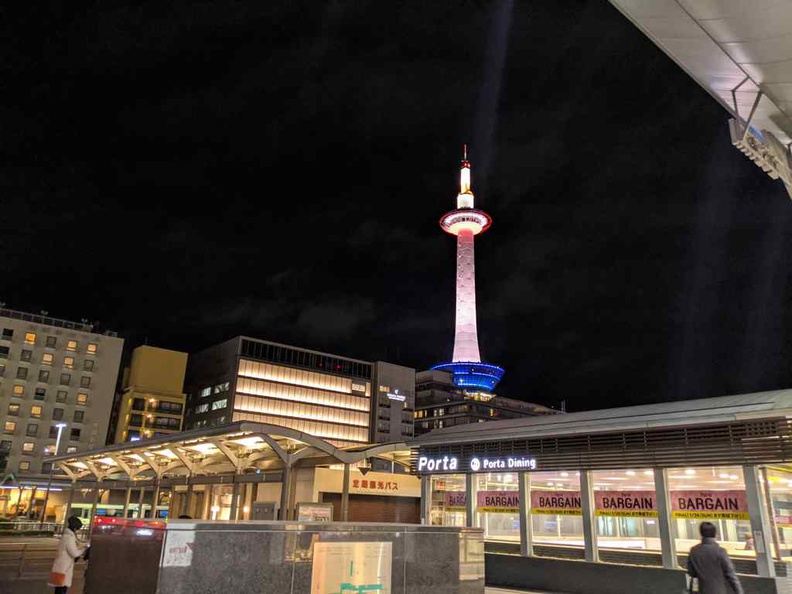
609, 0, 792, 197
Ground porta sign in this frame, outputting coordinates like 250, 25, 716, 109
416, 454, 535, 473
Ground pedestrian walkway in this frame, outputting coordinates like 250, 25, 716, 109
487, 587, 568, 594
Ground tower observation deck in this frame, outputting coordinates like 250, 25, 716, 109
432, 148, 505, 392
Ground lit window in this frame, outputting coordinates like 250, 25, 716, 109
83, 359, 94, 371
3, 421, 16, 433
214, 382, 230, 393
76, 393, 88, 405
73, 410, 84, 423
7, 403, 19, 416
211, 398, 228, 411
18, 461, 30, 471
56, 390, 68, 403
200, 387, 212, 398
30, 405, 42, 418
80, 376, 91, 388
43, 445, 54, 456
24, 333, 36, 345
64, 357, 74, 369
45, 336, 57, 348
66, 446, 77, 454
42, 353, 54, 365
66, 340, 78, 351
20, 349, 32, 362
12, 385, 24, 396
22, 442, 34, 453
86, 343, 97, 355
195, 403, 209, 414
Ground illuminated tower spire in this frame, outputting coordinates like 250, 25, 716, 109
432, 148, 505, 392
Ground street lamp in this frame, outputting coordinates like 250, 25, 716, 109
39, 422, 67, 528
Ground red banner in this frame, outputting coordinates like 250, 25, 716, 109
594, 491, 657, 517
477, 490, 520, 513
670, 490, 749, 520
530, 490, 581, 515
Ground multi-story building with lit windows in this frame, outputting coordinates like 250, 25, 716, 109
0, 308, 123, 480
413, 369, 559, 435
111, 345, 188, 443
183, 337, 415, 446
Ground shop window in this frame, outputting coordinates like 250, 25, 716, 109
530, 471, 584, 554
761, 468, 792, 562
476, 472, 521, 543
667, 466, 752, 562
429, 474, 467, 527
592, 469, 661, 554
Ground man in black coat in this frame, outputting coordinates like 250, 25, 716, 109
687, 522, 744, 594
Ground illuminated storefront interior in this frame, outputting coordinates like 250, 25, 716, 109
415, 390, 792, 584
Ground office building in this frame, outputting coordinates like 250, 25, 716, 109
414, 369, 557, 435
0, 308, 123, 480
183, 336, 415, 446
112, 345, 188, 443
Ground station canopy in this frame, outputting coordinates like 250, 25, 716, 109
50, 422, 412, 483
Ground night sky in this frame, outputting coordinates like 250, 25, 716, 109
3, 1, 792, 412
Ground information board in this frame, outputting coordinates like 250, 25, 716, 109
311, 542, 392, 594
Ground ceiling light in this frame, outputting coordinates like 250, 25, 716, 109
625, 470, 636, 476
685, 469, 696, 476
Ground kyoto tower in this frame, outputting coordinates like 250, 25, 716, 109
432, 147, 505, 392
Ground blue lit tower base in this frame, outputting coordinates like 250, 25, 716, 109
431, 361, 505, 393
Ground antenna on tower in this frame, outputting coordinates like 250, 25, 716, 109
463, 143, 467, 160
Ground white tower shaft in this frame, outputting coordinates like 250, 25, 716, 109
452, 228, 482, 362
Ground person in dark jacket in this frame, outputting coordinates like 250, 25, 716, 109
687, 522, 744, 594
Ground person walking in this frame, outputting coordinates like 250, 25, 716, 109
687, 521, 744, 594
48, 516, 86, 593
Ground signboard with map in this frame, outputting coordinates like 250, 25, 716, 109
311, 541, 392, 594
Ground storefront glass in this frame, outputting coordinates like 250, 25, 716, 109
429, 474, 466, 527
764, 467, 792, 561
592, 469, 660, 552
530, 471, 584, 553
476, 472, 520, 542
667, 466, 753, 559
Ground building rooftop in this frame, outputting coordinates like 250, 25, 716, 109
0, 307, 117, 337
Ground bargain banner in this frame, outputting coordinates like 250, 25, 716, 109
670, 490, 749, 520
530, 490, 582, 516
477, 490, 520, 513
594, 491, 658, 518
444, 491, 467, 510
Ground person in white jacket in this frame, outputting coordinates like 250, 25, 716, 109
48, 516, 86, 593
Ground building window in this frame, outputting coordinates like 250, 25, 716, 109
200, 387, 212, 398
26, 424, 38, 437
3, 421, 16, 434
83, 359, 94, 371
12, 385, 24, 396
86, 343, 97, 355
2, 329, 13, 340
129, 414, 143, 427
211, 398, 228, 411
0, 440, 11, 451
34, 387, 46, 400
22, 442, 34, 453
195, 403, 209, 414
18, 461, 30, 471
214, 382, 230, 394
80, 376, 91, 388
52, 408, 64, 421
38, 370, 50, 382
16, 367, 28, 379
42, 352, 53, 365
7, 403, 20, 416
76, 393, 88, 405
0, 346, 9, 359
73, 410, 84, 423
45, 336, 57, 348
48, 426, 59, 438
64, 357, 74, 369
24, 333, 36, 345
0, 363, 4, 377
20, 349, 32, 362
56, 390, 68, 403
66, 340, 78, 351
30, 405, 42, 418
70, 428, 81, 440
131, 398, 145, 411
60, 373, 71, 385
66, 446, 77, 454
